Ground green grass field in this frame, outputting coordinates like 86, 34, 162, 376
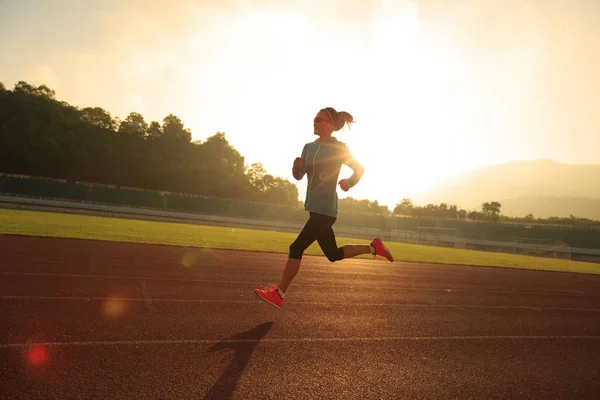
1, 208, 599, 275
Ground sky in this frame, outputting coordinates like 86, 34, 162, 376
2, 0, 599, 208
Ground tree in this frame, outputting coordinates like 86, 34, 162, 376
118, 112, 148, 137
377, 204, 392, 215
146, 121, 162, 139
34, 84, 56, 99
162, 114, 191, 142
524, 213, 535, 222
194, 132, 250, 197
246, 162, 267, 191
468, 211, 481, 220
482, 201, 502, 221
244, 162, 299, 206
81, 107, 116, 131
262, 176, 300, 206
0, 81, 307, 205
393, 198, 414, 216
13, 81, 56, 99
13, 81, 38, 96
392, 199, 465, 219
339, 197, 386, 214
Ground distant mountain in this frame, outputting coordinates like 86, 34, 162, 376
413, 160, 600, 219
499, 196, 600, 220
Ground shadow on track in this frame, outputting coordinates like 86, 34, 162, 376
203, 321, 274, 399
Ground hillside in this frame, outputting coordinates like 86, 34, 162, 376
413, 160, 600, 219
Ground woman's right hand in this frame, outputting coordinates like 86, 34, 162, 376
294, 157, 304, 169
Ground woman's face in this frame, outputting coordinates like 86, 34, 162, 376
313, 110, 334, 137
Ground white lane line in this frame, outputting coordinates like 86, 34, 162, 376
0, 296, 599, 312
1, 271, 597, 298
2, 335, 599, 349
0, 271, 260, 285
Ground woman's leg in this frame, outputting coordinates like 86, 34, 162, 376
316, 221, 394, 262
277, 258, 301, 293
278, 213, 333, 292
255, 213, 334, 309
255, 214, 394, 309
341, 244, 373, 258
316, 226, 373, 261
341, 237, 394, 262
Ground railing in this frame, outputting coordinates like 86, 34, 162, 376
1, 172, 600, 250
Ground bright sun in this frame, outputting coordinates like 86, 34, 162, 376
183, 5, 485, 209
333, 17, 482, 207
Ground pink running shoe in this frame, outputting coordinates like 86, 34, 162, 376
371, 237, 394, 262
254, 284, 284, 309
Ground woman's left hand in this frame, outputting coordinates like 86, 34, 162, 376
338, 179, 349, 192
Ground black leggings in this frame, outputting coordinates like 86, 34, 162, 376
289, 212, 345, 262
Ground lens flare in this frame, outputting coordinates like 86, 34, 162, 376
102, 296, 127, 319
181, 251, 198, 268
206, 247, 234, 262
26, 345, 48, 367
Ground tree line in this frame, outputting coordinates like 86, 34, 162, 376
2, 80, 598, 228
391, 198, 599, 227
339, 197, 599, 227
392, 199, 502, 221
0, 81, 299, 206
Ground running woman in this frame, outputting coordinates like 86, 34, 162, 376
254, 107, 394, 309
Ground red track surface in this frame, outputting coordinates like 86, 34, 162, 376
1, 234, 600, 399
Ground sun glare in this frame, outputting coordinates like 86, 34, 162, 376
335, 14, 483, 204
202, 4, 487, 207
121, 2, 493, 208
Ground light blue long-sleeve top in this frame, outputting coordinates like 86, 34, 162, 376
292, 137, 364, 218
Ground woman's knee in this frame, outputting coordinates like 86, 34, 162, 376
325, 247, 344, 263
289, 241, 305, 260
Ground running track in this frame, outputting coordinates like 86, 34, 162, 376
1, 235, 599, 399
